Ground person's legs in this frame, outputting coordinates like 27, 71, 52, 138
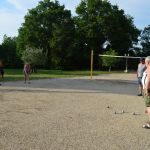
143, 95, 150, 128
147, 107, 150, 120
137, 77, 143, 96
0, 70, 2, 85
24, 72, 27, 83
26, 72, 30, 84
1, 69, 4, 79
143, 107, 150, 128
24, 71, 30, 84
138, 84, 143, 96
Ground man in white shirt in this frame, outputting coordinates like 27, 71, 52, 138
137, 58, 146, 96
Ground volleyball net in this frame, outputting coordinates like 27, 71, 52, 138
99, 54, 144, 72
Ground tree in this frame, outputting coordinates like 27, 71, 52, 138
74, 0, 140, 69
21, 46, 47, 67
49, 16, 75, 69
140, 25, 150, 56
0, 35, 22, 68
17, 0, 75, 69
101, 48, 120, 72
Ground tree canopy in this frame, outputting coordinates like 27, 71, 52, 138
21, 46, 47, 67
0, 35, 22, 68
17, 0, 75, 69
72, 0, 140, 68
75, 0, 140, 53
13, 0, 141, 70
101, 48, 120, 72
140, 25, 150, 56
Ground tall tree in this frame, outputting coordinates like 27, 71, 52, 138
49, 14, 75, 69
140, 25, 150, 56
17, 0, 75, 69
1, 35, 22, 68
74, 0, 140, 68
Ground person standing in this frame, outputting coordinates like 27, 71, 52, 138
0, 60, 4, 85
137, 58, 146, 96
23, 63, 31, 84
142, 56, 150, 129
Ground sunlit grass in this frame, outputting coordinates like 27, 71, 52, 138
1, 69, 123, 82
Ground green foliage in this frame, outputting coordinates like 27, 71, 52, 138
0, 35, 22, 68
21, 46, 47, 67
3, 69, 110, 81
49, 16, 75, 69
17, 0, 75, 69
4, 0, 140, 70
140, 25, 150, 56
101, 48, 120, 69
75, 0, 140, 69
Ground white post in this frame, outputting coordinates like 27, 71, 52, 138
124, 53, 129, 73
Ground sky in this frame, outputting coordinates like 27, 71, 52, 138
0, 0, 150, 44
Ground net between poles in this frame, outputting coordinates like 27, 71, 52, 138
99, 54, 143, 59
99, 54, 144, 71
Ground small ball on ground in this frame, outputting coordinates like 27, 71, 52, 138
132, 112, 135, 115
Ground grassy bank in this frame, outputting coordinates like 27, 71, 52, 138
1, 69, 122, 82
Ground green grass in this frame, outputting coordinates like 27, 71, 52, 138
4, 69, 133, 81
1, 69, 116, 82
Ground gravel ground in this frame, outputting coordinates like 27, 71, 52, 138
0, 73, 150, 150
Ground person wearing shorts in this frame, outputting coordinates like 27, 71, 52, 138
137, 58, 146, 96
23, 63, 31, 84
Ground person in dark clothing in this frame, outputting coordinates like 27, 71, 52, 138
0, 60, 4, 85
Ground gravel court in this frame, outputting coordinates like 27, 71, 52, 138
0, 73, 150, 150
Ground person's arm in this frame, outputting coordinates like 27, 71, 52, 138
29, 64, 32, 74
23, 65, 27, 74
145, 71, 150, 96
137, 63, 139, 77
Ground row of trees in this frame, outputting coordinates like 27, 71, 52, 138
0, 35, 22, 68
0, 0, 150, 70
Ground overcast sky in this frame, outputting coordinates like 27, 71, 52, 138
0, 0, 150, 43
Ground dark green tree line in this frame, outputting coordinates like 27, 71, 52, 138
0, 35, 22, 68
74, 0, 140, 69
140, 25, 150, 56
0, 0, 142, 70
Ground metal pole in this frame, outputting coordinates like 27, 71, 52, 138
126, 54, 127, 72
90, 50, 93, 80
125, 53, 129, 73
